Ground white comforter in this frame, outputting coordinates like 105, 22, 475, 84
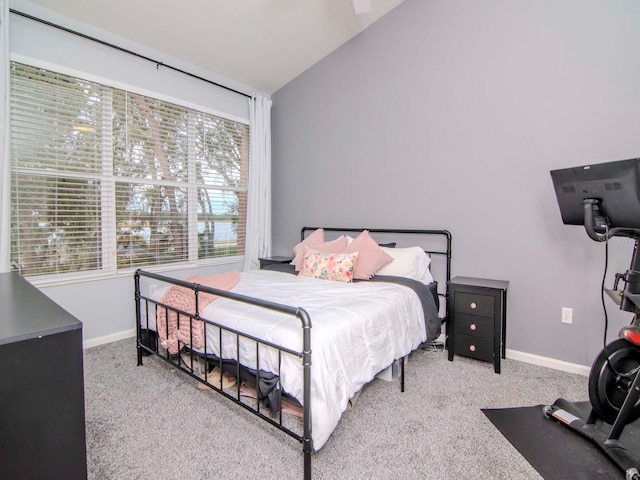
187, 269, 427, 450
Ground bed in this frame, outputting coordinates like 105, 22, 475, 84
135, 227, 452, 480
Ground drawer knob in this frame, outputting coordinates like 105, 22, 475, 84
469, 345, 476, 352
470, 302, 477, 309
469, 323, 477, 331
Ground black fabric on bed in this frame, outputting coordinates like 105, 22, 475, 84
197, 353, 283, 414
262, 263, 442, 343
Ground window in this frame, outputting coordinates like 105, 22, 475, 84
10, 62, 248, 278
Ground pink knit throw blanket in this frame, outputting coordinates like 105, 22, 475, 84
157, 271, 241, 355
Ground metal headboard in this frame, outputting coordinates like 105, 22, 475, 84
300, 226, 453, 323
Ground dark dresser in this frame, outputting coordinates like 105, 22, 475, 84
0, 272, 88, 479
446, 276, 509, 374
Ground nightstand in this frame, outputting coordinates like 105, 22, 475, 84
259, 256, 293, 269
446, 276, 509, 373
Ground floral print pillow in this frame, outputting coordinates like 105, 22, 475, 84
298, 249, 359, 282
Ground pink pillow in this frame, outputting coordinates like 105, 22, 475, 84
299, 249, 359, 282
294, 235, 349, 271
292, 228, 324, 270
345, 230, 393, 279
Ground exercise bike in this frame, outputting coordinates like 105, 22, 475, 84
543, 198, 640, 480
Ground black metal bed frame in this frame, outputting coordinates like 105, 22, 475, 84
134, 227, 452, 480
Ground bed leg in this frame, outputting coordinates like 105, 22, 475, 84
135, 269, 143, 366
400, 356, 405, 393
136, 341, 143, 366
135, 325, 143, 366
303, 445, 312, 480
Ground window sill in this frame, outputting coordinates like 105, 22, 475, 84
26, 255, 245, 288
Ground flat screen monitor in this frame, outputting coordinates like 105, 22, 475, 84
550, 157, 640, 230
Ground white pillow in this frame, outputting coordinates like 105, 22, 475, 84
376, 246, 434, 284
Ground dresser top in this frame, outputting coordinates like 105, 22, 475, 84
0, 272, 82, 345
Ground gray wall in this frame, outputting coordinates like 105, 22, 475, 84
271, 0, 640, 367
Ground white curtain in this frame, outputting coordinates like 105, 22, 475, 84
0, 1, 10, 273
242, 93, 272, 271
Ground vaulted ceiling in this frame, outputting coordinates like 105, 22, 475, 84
20, 0, 405, 94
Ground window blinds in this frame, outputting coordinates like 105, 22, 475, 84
10, 62, 248, 277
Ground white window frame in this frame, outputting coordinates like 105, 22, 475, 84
10, 56, 250, 286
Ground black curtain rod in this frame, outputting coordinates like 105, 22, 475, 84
9, 8, 252, 99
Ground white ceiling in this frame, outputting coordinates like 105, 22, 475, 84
20, 0, 405, 94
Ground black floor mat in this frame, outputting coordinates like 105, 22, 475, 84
482, 400, 631, 480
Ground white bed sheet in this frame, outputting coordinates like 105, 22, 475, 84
148, 269, 426, 450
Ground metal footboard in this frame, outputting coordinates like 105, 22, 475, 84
134, 269, 313, 480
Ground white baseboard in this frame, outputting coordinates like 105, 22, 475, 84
83, 330, 591, 377
83, 329, 135, 349
506, 348, 590, 376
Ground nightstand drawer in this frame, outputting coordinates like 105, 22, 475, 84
454, 292, 494, 317
454, 334, 493, 362
455, 314, 493, 339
